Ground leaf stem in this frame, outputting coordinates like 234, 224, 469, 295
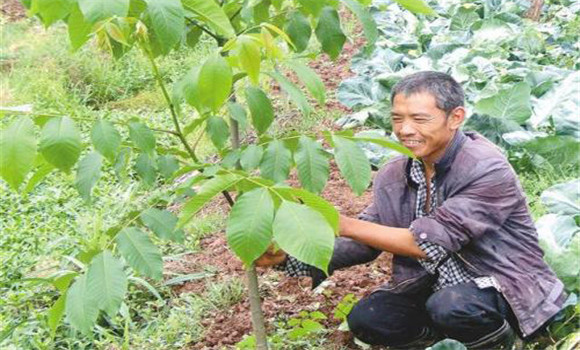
185, 18, 222, 42
140, 41, 199, 163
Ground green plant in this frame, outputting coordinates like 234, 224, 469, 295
1, 0, 426, 348
286, 310, 327, 340
532, 179, 580, 350
333, 293, 357, 323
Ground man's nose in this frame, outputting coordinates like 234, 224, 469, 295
399, 120, 416, 136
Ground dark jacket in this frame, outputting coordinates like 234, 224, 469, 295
320, 130, 565, 337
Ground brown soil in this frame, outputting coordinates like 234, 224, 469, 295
1, 0, 26, 22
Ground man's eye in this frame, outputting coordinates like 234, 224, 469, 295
392, 117, 402, 123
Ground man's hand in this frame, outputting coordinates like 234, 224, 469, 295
255, 245, 287, 267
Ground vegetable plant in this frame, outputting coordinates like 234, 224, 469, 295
335, 0, 579, 172
0, 0, 424, 348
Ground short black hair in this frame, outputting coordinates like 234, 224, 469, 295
390, 71, 465, 115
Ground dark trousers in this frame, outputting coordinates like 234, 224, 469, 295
347, 282, 517, 349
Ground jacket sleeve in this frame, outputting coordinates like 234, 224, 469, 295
310, 203, 382, 287
410, 158, 524, 252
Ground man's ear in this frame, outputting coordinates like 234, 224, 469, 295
448, 106, 465, 130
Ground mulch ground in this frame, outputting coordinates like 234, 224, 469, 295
1, 0, 26, 21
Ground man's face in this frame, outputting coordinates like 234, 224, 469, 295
391, 92, 464, 164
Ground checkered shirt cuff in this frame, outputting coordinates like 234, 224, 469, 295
274, 256, 312, 277
417, 240, 448, 274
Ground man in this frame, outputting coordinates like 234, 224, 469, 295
257, 71, 566, 348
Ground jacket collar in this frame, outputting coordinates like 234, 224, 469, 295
405, 130, 466, 186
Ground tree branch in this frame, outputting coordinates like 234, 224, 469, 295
140, 41, 199, 163
186, 18, 222, 42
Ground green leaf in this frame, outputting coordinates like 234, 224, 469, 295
86, 250, 127, 317
227, 102, 247, 128
186, 26, 203, 49
450, 6, 480, 31
532, 71, 580, 137
475, 82, 532, 124
237, 35, 261, 85
268, 71, 312, 117
90, 120, 121, 162
284, 11, 311, 53
75, 152, 103, 202
52, 271, 78, 292
182, 0, 235, 38
522, 135, 580, 167
39, 116, 82, 172
135, 153, 157, 186
273, 201, 334, 274
23, 160, 54, 194
179, 66, 205, 114
47, 293, 66, 336
128, 121, 156, 155
315, 7, 346, 60
206, 116, 230, 149
286, 60, 326, 105
240, 145, 264, 171
333, 136, 371, 196
114, 147, 131, 181
274, 187, 339, 234
245, 87, 274, 134
471, 19, 514, 46
393, 0, 436, 15
178, 173, 241, 227
541, 180, 580, 216
156, 155, 179, 179
140, 208, 183, 242
144, 0, 185, 54
116, 227, 163, 280
65, 274, 99, 335
337, 76, 388, 109
78, 0, 130, 23
226, 188, 274, 265
260, 140, 292, 183
341, 0, 378, 47
0, 117, 36, 190
294, 136, 329, 194
37, 0, 74, 26
198, 54, 232, 112
430, 339, 467, 350
296, 0, 325, 16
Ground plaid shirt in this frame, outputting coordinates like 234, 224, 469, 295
410, 159, 500, 292
277, 159, 500, 292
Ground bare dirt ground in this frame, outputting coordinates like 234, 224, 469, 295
1, 0, 26, 21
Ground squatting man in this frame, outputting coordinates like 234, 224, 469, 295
256, 71, 566, 349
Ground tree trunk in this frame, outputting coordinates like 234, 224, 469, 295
229, 115, 269, 349
246, 265, 269, 349
524, 0, 544, 21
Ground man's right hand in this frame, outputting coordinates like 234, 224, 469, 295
255, 245, 287, 267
